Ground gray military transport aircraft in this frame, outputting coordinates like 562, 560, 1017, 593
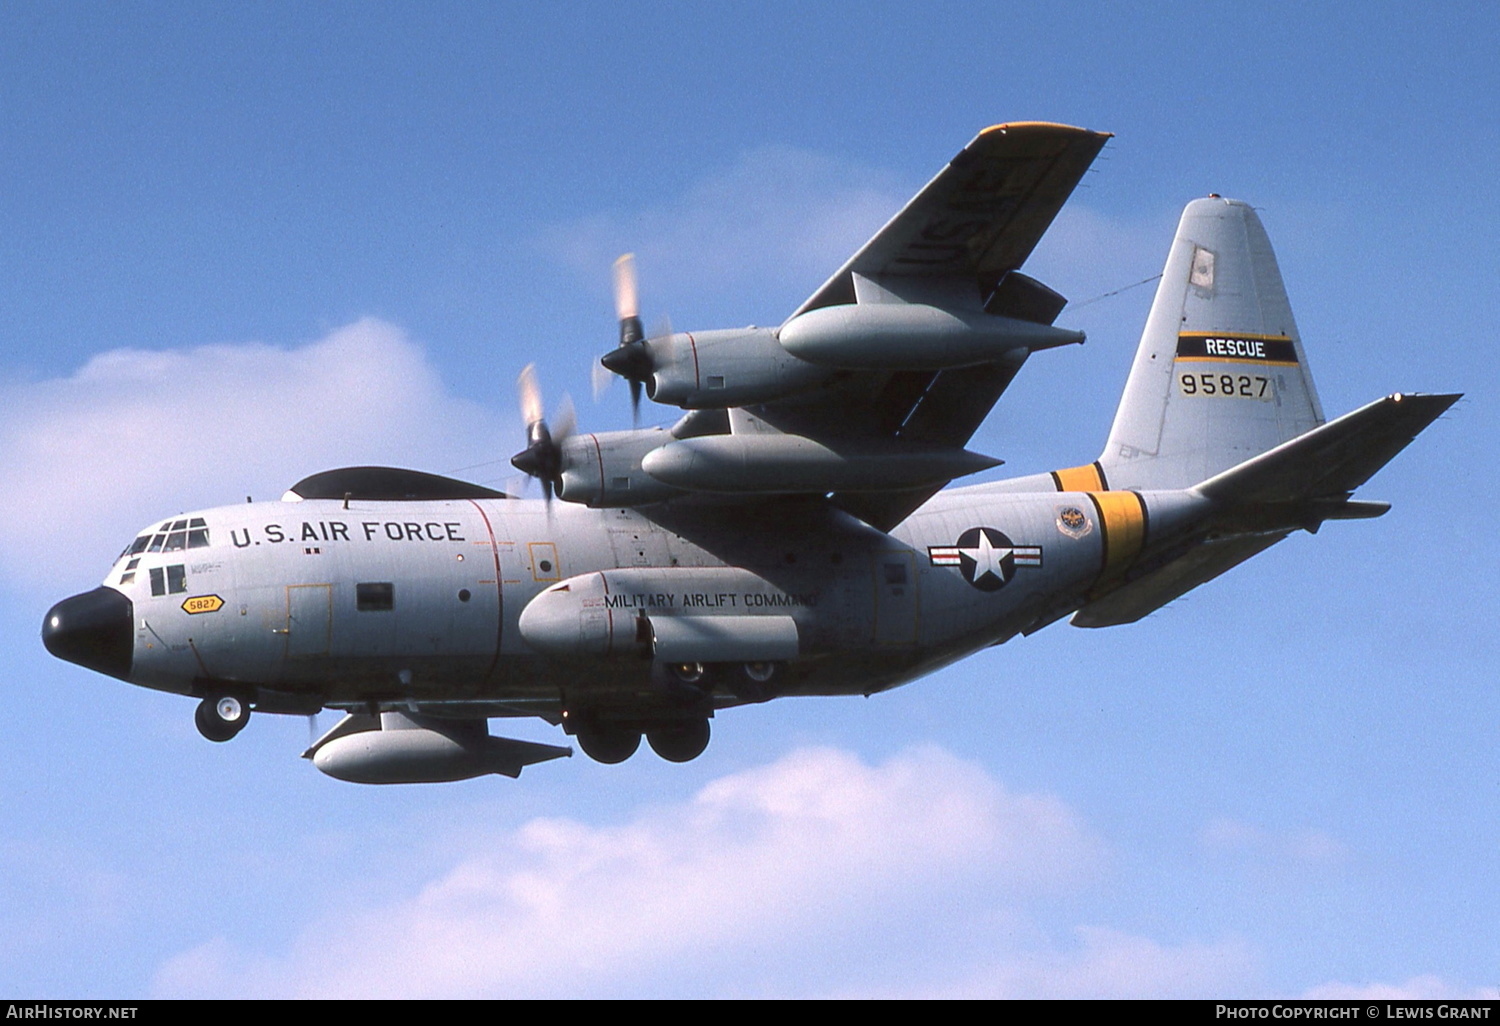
43, 123, 1458, 784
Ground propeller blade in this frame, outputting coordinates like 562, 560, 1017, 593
591, 359, 614, 401
552, 393, 576, 443
517, 363, 543, 428
613, 253, 638, 322
650, 314, 675, 368
614, 254, 645, 348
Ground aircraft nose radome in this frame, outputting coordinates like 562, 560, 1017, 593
42, 587, 134, 680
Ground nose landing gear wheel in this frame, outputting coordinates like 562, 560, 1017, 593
195, 694, 250, 742
647, 719, 711, 763
576, 727, 642, 764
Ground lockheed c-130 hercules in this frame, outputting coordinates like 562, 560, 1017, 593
43, 123, 1458, 784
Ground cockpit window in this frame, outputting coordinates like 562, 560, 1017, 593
149, 565, 188, 596
128, 517, 211, 560
162, 520, 187, 552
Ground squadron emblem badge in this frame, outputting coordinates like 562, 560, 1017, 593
1056, 505, 1091, 538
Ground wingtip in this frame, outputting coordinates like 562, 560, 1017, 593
1388, 391, 1463, 412
977, 121, 1113, 139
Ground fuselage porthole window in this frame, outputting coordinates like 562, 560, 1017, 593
356, 582, 394, 611
149, 568, 165, 597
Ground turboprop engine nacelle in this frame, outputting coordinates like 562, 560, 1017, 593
778, 303, 1084, 370
646, 327, 829, 408
307, 712, 570, 784
519, 567, 805, 662
556, 427, 684, 508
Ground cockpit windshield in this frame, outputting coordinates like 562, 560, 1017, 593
118, 517, 211, 562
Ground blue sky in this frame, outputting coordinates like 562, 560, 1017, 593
2, 1, 1497, 997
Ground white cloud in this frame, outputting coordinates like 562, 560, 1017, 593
897, 925, 1257, 1000
1304, 976, 1500, 1000
533, 145, 1176, 335
1200, 817, 1349, 865
152, 745, 1106, 999
0, 318, 506, 592
536, 145, 909, 321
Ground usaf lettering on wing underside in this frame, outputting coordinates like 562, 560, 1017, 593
41, 123, 1459, 784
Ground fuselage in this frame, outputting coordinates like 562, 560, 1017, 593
45, 483, 1192, 723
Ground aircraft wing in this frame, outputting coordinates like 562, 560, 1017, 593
755, 124, 1111, 531
789, 122, 1112, 319
598, 124, 1108, 532
822, 357, 1032, 528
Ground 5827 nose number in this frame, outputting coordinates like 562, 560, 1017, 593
1179, 373, 1272, 399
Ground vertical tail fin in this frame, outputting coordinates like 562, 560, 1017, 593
1098, 197, 1324, 491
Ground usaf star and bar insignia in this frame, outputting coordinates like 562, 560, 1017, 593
928, 527, 1042, 592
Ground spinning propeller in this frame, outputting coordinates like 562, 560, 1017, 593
597, 253, 671, 424
509, 363, 575, 504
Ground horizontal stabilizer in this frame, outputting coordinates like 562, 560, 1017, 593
1073, 391, 1457, 628
1071, 533, 1287, 628
1196, 392, 1460, 505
